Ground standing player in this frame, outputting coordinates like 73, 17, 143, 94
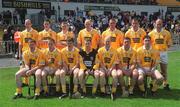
41, 39, 62, 95
93, 36, 118, 98
56, 21, 74, 50
38, 19, 57, 50
125, 17, 146, 50
13, 39, 45, 100
149, 19, 172, 90
117, 37, 138, 96
77, 19, 101, 50
19, 19, 39, 85
101, 18, 124, 49
79, 38, 98, 97
137, 36, 164, 96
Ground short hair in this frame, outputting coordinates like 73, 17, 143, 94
44, 19, 51, 24
109, 18, 117, 23
66, 36, 74, 42
131, 17, 139, 22
47, 38, 55, 44
61, 21, 69, 26
124, 37, 131, 41
28, 39, 36, 44
25, 19, 32, 24
143, 35, 151, 40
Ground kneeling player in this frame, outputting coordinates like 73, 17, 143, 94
13, 39, 45, 100
137, 36, 164, 96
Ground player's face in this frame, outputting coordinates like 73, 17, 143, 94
132, 20, 139, 29
48, 41, 55, 49
85, 21, 92, 29
109, 20, 116, 29
155, 20, 163, 30
144, 38, 151, 46
61, 23, 69, 31
85, 40, 91, 47
67, 40, 73, 47
124, 39, 130, 47
29, 42, 36, 50
44, 22, 50, 30
25, 20, 32, 29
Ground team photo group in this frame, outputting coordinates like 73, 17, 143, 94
12, 17, 172, 100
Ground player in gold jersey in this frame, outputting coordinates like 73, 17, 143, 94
13, 39, 45, 100
125, 18, 146, 50
93, 36, 118, 99
101, 18, 124, 49
38, 19, 57, 50
19, 19, 39, 85
117, 37, 138, 97
41, 39, 62, 96
77, 19, 101, 50
61, 37, 86, 97
137, 36, 164, 96
56, 21, 74, 50
148, 19, 172, 90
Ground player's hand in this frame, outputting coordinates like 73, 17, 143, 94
26, 70, 32, 76
69, 69, 73, 75
89, 69, 94, 75
106, 70, 111, 76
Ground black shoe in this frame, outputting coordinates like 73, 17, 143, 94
34, 95, 39, 100
81, 92, 86, 98
164, 84, 170, 91
151, 90, 157, 96
92, 93, 97, 98
150, 83, 153, 89
100, 92, 107, 97
22, 83, 28, 87
111, 93, 116, 101
12, 93, 23, 99
44, 92, 49, 97
59, 93, 68, 99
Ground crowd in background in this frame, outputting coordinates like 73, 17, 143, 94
1, 9, 180, 54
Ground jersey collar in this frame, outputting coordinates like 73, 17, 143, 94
143, 45, 152, 50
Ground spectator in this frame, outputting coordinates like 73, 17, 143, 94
2, 29, 11, 53
13, 10, 18, 25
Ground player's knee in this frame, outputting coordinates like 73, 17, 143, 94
132, 71, 138, 78
138, 75, 144, 84
78, 70, 84, 77
15, 72, 21, 78
157, 77, 164, 85
35, 70, 41, 77
94, 72, 100, 79
41, 71, 47, 78
100, 72, 105, 77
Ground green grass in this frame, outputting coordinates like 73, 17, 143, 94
0, 51, 180, 107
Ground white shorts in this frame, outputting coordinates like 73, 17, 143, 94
43, 67, 57, 75
138, 67, 152, 75
160, 52, 168, 64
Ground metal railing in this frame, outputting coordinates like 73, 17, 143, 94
0, 41, 18, 56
